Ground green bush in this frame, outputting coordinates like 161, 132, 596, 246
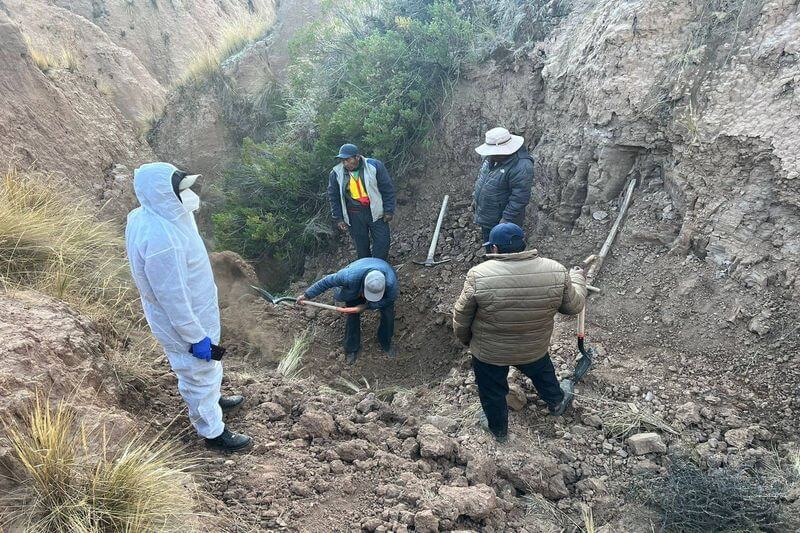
214, 0, 472, 266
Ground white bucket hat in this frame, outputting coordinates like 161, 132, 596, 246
475, 127, 525, 157
363, 270, 386, 302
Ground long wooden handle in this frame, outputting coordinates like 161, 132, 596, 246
299, 300, 345, 311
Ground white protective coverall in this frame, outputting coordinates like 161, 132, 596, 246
125, 162, 223, 439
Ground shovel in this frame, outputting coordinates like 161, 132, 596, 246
414, 195, 451, 267
250, 285, 364, 314
572, 255, 597, 384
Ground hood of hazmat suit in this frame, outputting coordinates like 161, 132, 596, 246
125, 162, 220, 353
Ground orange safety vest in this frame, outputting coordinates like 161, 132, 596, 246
347, 171, 371, 207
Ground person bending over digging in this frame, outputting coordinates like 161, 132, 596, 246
125, 163, 252, 453
452, 223, 587, 443
298, 258, 398, 365
328, 143, 396, 260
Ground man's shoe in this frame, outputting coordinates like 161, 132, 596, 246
478, 411, 508, 443
548, 379, 575, 416
219, 395, 244, 412
346, 351, 358, 365
205, 428, 252, 452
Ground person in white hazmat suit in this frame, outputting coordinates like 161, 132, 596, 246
125, 162, 252, 452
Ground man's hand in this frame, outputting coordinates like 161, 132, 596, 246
337, 221, 349, 232
571, 266, 586, 279
190, 336, 213, 362
383, 213, 394, 223
296, 294, 307, 305
341, 304, 368, 314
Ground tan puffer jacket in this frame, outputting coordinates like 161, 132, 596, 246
452, 249, 586, 366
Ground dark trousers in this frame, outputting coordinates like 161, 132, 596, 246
348, 207, 391, 260
472, 355, 563, 437
481, 226, 492, 252
344, 299, 395, 354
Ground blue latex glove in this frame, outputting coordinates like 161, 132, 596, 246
190, 337, 212, 361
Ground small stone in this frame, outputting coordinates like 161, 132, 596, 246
627, 432, 667, 455
582, 413, 603, 429
427, 415, 459, 434
506, 384, 527, 411
724, 427, 753, 449
414, 510, 439, 533
261, 402, 287, 421
437, 484, 498, 520
417, 424, 458, 459
294, 410, 336, 439
675, 402, 702, 426
592, 210, 609, 221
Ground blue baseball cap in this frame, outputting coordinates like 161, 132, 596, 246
484, 222, 525, 247
336, 143, 359, 159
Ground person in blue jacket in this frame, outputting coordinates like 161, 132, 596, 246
299, 258, 398, 365
328, 143, 396, 260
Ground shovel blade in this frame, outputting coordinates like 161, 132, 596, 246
250, 285, 277, 304
573, 347, 594, 384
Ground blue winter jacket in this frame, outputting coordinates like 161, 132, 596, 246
473, 146, 534, 228
304, 258, 398, 310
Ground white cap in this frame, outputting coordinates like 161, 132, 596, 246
475, 127, 524, 157
363, 271, 386, 302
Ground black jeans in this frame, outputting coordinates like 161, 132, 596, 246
348, 207, 391, 260
472, 355, 563, 438
481, 226, 492, 252
344, 299, 395, 354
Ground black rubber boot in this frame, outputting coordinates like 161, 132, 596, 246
548, 379, 575, 416
383, 345, 397, 359
205, 428, 252, 452
219, 395, 244, 412
346, 351, 358, 365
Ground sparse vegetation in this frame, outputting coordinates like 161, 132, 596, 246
0, 168, 131, 309
24, 36, 81, 73
2, 395, 195, 532
277, 329, 312, 380
631, 456, 790, 533
177, 14, 272, 87
599, 401, 677, 439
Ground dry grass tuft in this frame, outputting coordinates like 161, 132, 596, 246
600, 401, 677, 439
277, 329, 311, 380
177, 14, 271, 87
0, 168, 133, 310
3, 395, 195, 532
24, 37, 81, 73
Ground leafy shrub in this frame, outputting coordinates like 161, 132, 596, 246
214, 0, 472, 267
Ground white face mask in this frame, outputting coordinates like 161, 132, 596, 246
179, 189, 201, 212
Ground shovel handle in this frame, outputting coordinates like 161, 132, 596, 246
299, 300, 365, 314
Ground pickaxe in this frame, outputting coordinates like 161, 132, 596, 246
414, 195, 451, 267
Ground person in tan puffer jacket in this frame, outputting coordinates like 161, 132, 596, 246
453, 222, 587, 442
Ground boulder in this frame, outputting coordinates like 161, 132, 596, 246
417, 424, 458, 459
627, 432, 667, 455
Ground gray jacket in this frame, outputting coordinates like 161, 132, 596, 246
473, 147, 534, 228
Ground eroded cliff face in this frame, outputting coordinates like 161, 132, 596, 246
0, 0, 277, 216
431, 0, 799, 296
